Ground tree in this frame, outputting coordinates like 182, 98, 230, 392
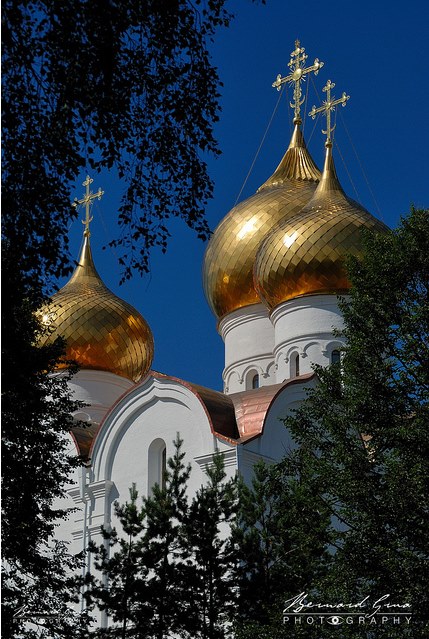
2, 4, 258, 635
277, 208, 429, 637
1, 244, 88, 638
2, 0, 236, 289
85, 435, 192, 638
184, 453, 238, 639
84, 483, 151, 638
232, 460, 332, 639
85, 439, 239, 638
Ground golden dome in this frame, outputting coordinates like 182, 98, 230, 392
254, 144, 388, 308
203, 124, 321, 319
39, 236, 154, 382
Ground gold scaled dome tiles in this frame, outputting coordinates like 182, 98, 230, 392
203, 125, 321, 319
254, 146, 388, 308
39, 237, 154, 382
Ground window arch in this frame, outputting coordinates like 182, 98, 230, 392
290, 352, 300, 377
148, 438, 167, 494
245, 369, 260, 390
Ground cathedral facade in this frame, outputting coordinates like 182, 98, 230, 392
40, 41, 387, 613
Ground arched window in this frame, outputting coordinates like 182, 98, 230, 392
245, 370, 260, 390
291, 352, 300, 377
148, 438, 167, 494
331, 349, 341, 365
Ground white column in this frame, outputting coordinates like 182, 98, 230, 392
271, 294, 346, 382
218, 304, 276, 394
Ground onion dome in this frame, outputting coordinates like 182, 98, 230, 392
202, 123, 321, 320
254, 142, 388, 309
39, 235, 154, 382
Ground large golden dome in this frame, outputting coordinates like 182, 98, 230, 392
203, 124, 321, 319
39, 236, 154, 382
254, 144, 388, 308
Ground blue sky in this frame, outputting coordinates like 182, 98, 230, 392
66, 0, 429, 391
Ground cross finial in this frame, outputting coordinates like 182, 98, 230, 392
309, 79, 350, 146
272, 40, 324, 124
72, 176, 104, 237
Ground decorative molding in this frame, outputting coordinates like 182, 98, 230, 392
223, 353, 275, 380
239, 449, 276, 470
87, 480, 115, 501
194, 448, 237, 470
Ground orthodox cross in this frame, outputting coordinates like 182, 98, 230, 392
309, 79, 350, 145
272, 40, 324, 124
72, 176, 104, 237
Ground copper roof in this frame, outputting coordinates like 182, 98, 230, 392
72, 371, 315, 460
71, 421, 100, 460
230, 373, 315, 442
150, 372, 239, 443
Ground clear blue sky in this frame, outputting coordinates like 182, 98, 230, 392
66, 0, 429, 391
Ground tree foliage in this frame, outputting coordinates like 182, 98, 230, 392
274, 207, 429, 637
232, 460, 332, 639
85, 436, 237, 638
1, 244, 88, 638
184, 452, 238, 638
2, 0, 234, 288
1, 3, 250, 634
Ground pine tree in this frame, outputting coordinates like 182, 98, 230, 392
85, 435, 192, 638
84, 439, 240, 638
184, 453, 238, 639
143, 435, 192, 639
85, 483, 150, 638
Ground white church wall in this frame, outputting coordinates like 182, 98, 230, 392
52, 435, 85, 559
89, 375, 236, 535
271, 294, 346, 382
239, 378, 318, 484
68, 370, 134, 426
219, 303, 276, 393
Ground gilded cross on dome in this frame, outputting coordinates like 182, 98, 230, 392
72, 176, 104, 237
309, 79, 350, 146
272, 40, 324, 124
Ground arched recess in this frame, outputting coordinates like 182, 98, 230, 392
325, 341, 344, 365
244, 368, 261, 390
148, 438, 167, 494
290, 352, 300, 378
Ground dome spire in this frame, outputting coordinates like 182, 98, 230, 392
72, 175, 104, 238
309, 79, 350, 147
258, 41, 323, 190
308, 79, 350, 196
272, 39, 324, 125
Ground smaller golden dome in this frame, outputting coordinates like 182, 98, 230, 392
255, 144, 388, 308
203, 124, 321, 320
39, 236, 154, 382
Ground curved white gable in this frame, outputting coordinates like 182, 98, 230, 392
90, 374, 235, 506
